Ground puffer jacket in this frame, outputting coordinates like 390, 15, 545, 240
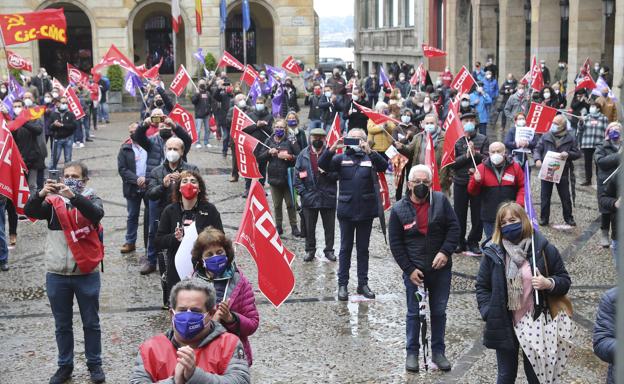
257, 135, 301, 187
133, 122, 192, 176
388, 192, 459, 275
294, 146, 338, 209
579, 112, 609, 149
476, 231, 571, 350
594, 140, 620, 214
24, 189, 104, 276
452, 132, 490, 185
367, 119, 396, 153
593, 287, 616, 384
470, 91, 492, 124
146, 160, 200, 211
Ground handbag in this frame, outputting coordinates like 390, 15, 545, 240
541, 250, 573, 318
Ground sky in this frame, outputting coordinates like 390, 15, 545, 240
314, 0, 354, 18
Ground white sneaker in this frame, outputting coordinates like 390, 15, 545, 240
79, 143, 85, 148
72, 143, 78, 148
206, 144, 213, 148
195, 143, 203, 149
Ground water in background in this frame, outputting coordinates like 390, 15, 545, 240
319, 47, 354, 63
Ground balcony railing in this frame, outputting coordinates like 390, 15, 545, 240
355, 27, 419, 55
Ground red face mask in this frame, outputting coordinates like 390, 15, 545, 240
314, 89, 321, 96
180, 183, 199, 200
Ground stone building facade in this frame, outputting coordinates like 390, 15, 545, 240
356, 0, 623, 98
0, 0, 319, 80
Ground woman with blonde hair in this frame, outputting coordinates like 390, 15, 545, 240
367, 101, 396, 157
476, 202, 571, 383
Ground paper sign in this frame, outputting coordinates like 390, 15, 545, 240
538, 151, 566, 184
174, 221, 198, 279
515, 127, 535, 145
385, 145, 400, 160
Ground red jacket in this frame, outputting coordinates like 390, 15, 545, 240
468, 158, 524, 222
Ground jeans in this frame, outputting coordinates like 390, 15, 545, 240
540, 178, 573, 223
478, 122, 487, 136
147, 199, 160, 266
0, 199, 7, 264
453, 183, 483, 248
303, 207, 336, 253
337, 218, 373, 287
52, 137, 73, 170
74, 119, 84, 143
46, 272, 102, 367
495, 338, 540, 384
483, 221, 495, 240
82, 115, 91, 140
270, 184, 297, 229
195, 117, 210, 145
222, 122, 231, 156
98, 102, 109, 122
125, 193, 149, 249
403, 267, 451, 354
612, 240, 619, 269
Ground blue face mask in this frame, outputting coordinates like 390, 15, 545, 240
463, 122, 475, 133
275, 129, 285, 138
608, 131, 620, 142
172, 310, 206, 340
204, 254, 229, 276
501, 222, 524, 242
287, 119, 297, 127
549, 124, 561, 134
255, 104, 265, 111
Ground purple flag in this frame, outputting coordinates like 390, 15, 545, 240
124, 72, 141, 97
249, 78, 262, 103
523, 161, 538, 230
265, 64, 286, 84
8, 75, 24, 98
193, 48, 205, 65
592, 76, 618, 100
379, 66, 392, 90
2, 93, 16, 118
272, 84, 283, 117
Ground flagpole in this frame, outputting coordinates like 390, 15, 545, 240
531, 232, 539, 305
243, 28, 247, 69
0, 28, 11, 81
464, 137, 479, 170
136, 85, 149, 110
183, 65, 199, 92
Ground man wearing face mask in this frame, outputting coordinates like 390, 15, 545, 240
540, 59, 551, 85
554, 61, 568, 92
50, 96, 77, 171
244, 96, 274, 193
595, 122, 622, 249
396, 73, 411, 101
191, 78, 215, 149
318, 85, 344, 130
483, 71, 499, 126
596, 87, 618, 123
470, 83, 492, 135
11, 97, 46, 195
295, 128, 339, 262
578, 101, 609, 186
306, 84, 324, 129
441, 67, 454, 88
365, 68, 380, 107
318, 128, 388, 300
130, 279, 251, 383
31, 68, 52, 102
97, 76, 110, 124
591, 63, 602, 82
344, 88, 369, 131
388, 164, 459, 373
257, 119, 302, 237
468, 142, 525, 239
504, 83, 529, 126
499, 74, 517, 129
534, 115, 581, 226
25, 161, 106, 384
453, 111, 490, 254
326, 67, 347, 96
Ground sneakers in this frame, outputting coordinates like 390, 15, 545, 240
0, 263, 8, 272
86, 138, 94, 142
49, 365, 73, 384
88, 364, 105, 383
467, 243, 482, 255
195, 143, 203, 149
72, 143, 77, 148
600, 229, 611, 248
565, 219, 577, 227
229, 176, 239, 182
120, 243, 136, 254
79, 143, 85, 148
140, 262, 156, 275
291, 226, 302, 237
206, 143, 213, 148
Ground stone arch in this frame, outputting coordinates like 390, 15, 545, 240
35, 0, 96, 80
225, 0, 279, 66
128, 0, 190, 74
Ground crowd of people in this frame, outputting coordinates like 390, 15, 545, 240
0, 55, 621, 383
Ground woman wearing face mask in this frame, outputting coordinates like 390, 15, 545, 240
283, 78, 300, 115
0, 82, 8, 100
476, 202, 571, 384
569, 89, 590, 132
503, 112, 539, 167
257, 119, 302, 237
286, 111, 307, 151
42, 92, 57, 151
578, 101, 609, 186
594, 122, 622, 248
191, 227, 259, 366
540, 86, 558, 108
155, 171, 223, 307
344, 89, 369, 131
367, 101, 396, 158
306, 84, 324, 129
534, 115, 581, 226
550, 82, 567, 109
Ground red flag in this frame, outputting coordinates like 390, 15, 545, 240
51, 77, 66, 95
450, 66, 477, 95
7, 50, 32, 72
240, 65, 259, 87
410, 63, 426, 86
172, 0, 181, 33
140, 58, 163, 80
0, 117, 30, 215
390, 152, 409, 187
581, 57, 591, 76
425, 133, 441, 191
377, 172, 391, 211
0, 9, 67, 46
234, 180, 295, 308
232, 131, 263, 179
530, 56, 544, 91
67, 63, 89, 86
519, 70, 531, 85
169, 65, 191, 97
354, 102, 401, 125
92, 44, 139, 75
441, 97, 463, 168
209, 115, 217, 133
65, 87, 85, 119
88, 82, 100, 102
195, 0, 202, 35
218, 51, 244, 71
281, 56, 302, 75
169, 104, 198, 143
326, 114, 343, 154
230, 106, 256, 137
575, 74, 597, 91
7, 110, 30, 132
422, 44, 447, 58
526, 102, 558, 134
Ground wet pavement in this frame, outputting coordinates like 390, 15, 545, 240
0, 111, 615, 383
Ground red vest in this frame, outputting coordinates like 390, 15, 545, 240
139, 333, 239, 381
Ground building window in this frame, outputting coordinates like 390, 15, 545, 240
363, 0, 369, 28
405, 0, 415, 26
391, 0, 399, 27
376, 0, 384, 28
436, 0, 444, 48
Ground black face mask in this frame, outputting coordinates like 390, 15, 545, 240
130, 133, 137, 142
159, 129, 173, 140
312, 139, 324, 149
413, 184, 430, 200
199, 85, 207, 91
155, 100, 164, 107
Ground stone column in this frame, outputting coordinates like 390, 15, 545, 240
472, 0, 498, 66
445, 0, 471, 72
566, 0, 603, 90
498, 0, 526, 78
530, 0, 560, 68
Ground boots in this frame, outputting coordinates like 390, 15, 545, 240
600, 229, 611, 248
291, 225, 302, 237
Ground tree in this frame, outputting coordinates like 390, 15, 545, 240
107, 65, 123, 91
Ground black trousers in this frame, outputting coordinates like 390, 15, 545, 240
453, 183, 483, 247
583, 148, 596, 182
303, 207, 336, 253
540, 178, 573, 223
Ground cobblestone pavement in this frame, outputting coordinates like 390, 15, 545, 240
0, 111, 615, 383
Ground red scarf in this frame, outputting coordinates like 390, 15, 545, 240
46, 195, 104, 273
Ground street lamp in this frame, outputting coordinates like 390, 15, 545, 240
603, 0, 615, 17
560, 0, 569, 21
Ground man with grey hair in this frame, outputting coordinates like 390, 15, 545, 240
388, 164, 459, 373
131, 278, 251, 383
318, 128, 388, 300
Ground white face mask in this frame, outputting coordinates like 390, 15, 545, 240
517, 88, 525, 96
486, 74, 492, 79
352, 95, 359, 101
13, 107, 23, 115
490, 153, 504, 166
401, 115, 411, 123
461, 100, 470, 108
589, 106, 598, 114
52, 92, 59, 98
166, 150, 181, 163
424, 123, 437, 134
237, 100, 247, 108
23, 99, 33, 107
543, 92, 551, 100
324, 91, 332, 98
516, 119, 526, 127
44, 97, 52, 104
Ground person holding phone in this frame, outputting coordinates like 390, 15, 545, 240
49, 96, 77, 171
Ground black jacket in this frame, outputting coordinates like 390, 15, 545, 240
388, 193, 460, 275
134, 122, 192, 176
593, 287, 616, 384
49, 110, 77, 139
294, 146, 338, 209
117, 140, 146, 199
600, 178, 619, 240
595, 140, 620, 214
191, 90, 214, 118
318, 149, 388, 221
318, 95, 344, 127
146, 161, 200, 211
245, 108, 273, 142
452, 132, 490, 185
533, 131, 581, 179
12, 118, 45, 170
476, 231, 571, 350
307, 95, 323, 121
257, 135, 301, 187
344, 100, 369, 131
